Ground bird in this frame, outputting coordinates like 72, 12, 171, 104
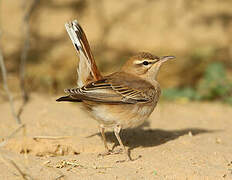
56, 20, 175, 161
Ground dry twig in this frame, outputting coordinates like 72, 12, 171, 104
18, 0, 39, 117
8, 124, 26, 139
0, 34, 21, 124
55, 174, 65, 180
0, 154, 33, 180
33, 136, 71, 140
0, 0, 39, 149
0, 124, 25, 147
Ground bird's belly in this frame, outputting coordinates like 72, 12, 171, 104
90, 103, 156, 129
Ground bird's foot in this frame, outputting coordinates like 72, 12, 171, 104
98, 147, 138, 163
115, 150, 132, 163
97, 150, 112, 157
97, 148, 123, 157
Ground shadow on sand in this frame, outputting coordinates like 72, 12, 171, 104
88, 127, 214, 151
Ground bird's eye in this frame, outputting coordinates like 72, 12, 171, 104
143, 61, 149, 66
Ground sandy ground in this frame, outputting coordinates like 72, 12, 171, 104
0, 94, 232, 180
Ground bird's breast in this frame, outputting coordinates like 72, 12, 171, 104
87, 102, 157, 129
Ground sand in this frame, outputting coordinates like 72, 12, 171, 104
0, 94, 232, 179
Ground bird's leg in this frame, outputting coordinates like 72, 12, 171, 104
98, 125, 111, 156
114, 125, 131, 161
100, 126, 109, 152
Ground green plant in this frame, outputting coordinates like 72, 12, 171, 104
162, 87, 199, 101
162, 62, 232, 104
197, 62, 232, 101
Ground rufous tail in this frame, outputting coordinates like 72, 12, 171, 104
65, 20, 102, 87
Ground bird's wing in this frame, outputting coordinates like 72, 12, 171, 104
65, 20, 102, 87
58, 73, 157, 104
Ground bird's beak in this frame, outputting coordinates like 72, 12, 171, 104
160, 56, 176, 63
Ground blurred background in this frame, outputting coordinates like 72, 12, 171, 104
1, 0, 232, 104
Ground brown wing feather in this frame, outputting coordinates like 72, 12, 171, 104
57, 72, 158, 104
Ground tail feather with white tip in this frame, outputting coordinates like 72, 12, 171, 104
65, 20, 102, 87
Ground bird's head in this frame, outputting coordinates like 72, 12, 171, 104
121, 52, 175, 82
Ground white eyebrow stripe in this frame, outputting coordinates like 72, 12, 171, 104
133, 59, 155, 65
